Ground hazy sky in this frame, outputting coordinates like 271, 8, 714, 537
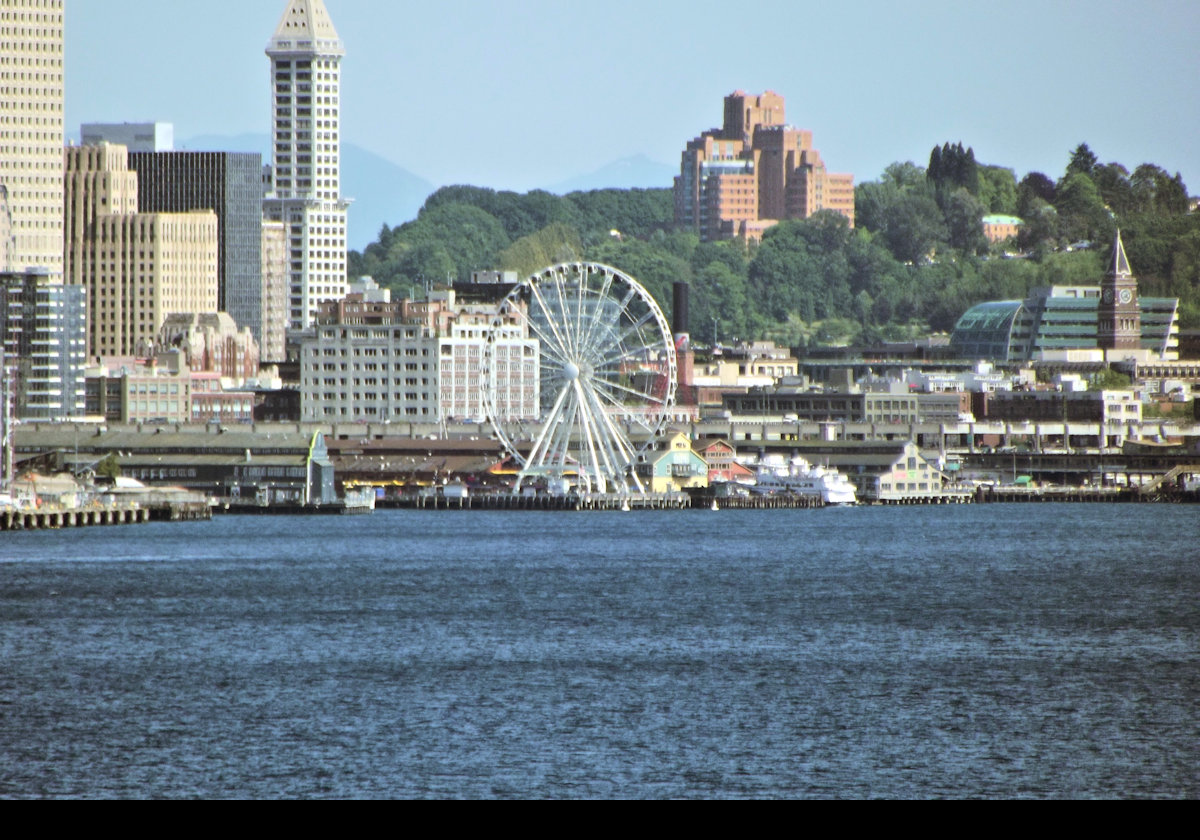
66, 0, 1200, 194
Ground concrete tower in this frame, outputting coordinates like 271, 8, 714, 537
263, 0, 349, 330
0, 0, 64, 275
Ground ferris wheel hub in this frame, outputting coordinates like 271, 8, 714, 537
564, 361, 580, 381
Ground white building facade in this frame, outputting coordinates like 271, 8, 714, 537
263, 0, 349, 331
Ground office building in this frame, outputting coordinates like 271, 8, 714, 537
262, 0, 349, 330
1, 268, 85, 419
951, 232, 1179, 364
64, 144, 219, 358
126, 150, 264, 343
298, 287, 538, 422
674, 91, 854, 242
0, 0, 64, 274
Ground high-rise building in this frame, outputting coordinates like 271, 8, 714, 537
1, 268, 86, 419
0, 0, 65, 274
674, 91, 854, 242
64, 144, 219, 358
126, 151, 264, 343
262, 0, 349, 331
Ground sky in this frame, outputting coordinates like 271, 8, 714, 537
65, 0, 1200, 196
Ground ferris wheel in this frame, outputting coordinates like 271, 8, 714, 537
484, 262, 677, 495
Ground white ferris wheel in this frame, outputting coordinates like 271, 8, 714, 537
485, 262, 677, 495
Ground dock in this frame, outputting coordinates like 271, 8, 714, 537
1, 499, 210, 530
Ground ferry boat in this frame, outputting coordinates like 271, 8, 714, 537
742, 455, 858, 505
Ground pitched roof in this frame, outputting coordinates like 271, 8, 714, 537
1109, 229, 1132, 277
267, 0, 344, 55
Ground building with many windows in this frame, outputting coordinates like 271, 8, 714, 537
298, 287, 538, 422
674, 91, 854, 242
1, 268, 85, 419
0, 0, 64, 277
64, 144, 219, 358
950, 233, 1179, 364
125, 150, 264, 345
262, 0, 349, 330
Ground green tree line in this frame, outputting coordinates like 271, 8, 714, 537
348, 144, 1200, 347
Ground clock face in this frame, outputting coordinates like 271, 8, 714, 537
1102, 288, 1114, 304
1118, 288, 1133, 304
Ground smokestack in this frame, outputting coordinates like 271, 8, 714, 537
672, 281, 689, 346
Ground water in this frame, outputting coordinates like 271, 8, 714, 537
1, 505, 1196, 798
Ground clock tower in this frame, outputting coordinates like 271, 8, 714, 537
1098, 229, 1140, 351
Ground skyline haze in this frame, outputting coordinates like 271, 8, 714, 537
65, 1, 1199, 213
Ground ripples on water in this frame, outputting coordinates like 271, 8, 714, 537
1, 505, 1196, 798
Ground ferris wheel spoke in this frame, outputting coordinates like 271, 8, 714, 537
518, 309, 572, 367
590, 377, 668, 437
605, 310, 657, 358
593, 341, 655, 371
573, 381, 612, 492
525, 380, 573, 471
528, 280, 574, 359
591, 374, 663, 406
581, 383, 638, 465
578, 271, 618, 356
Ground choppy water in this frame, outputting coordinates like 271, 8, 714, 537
1, 504, 1197, 798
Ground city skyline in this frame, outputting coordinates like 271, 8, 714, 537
65, 0, 1200, 202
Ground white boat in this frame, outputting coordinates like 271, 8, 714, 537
741, 454, 857, 505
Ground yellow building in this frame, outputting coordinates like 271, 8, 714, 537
64, 144, 218, 357
641, 431, 709, 493
0, 0, 64, 275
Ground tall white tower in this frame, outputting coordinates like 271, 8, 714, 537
263, 0, 348, 330
0, 0, 65, 275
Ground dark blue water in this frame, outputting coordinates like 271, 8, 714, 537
1, 505, 1197, 798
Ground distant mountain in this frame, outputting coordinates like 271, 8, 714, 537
181, 134, 434, 251
543, 155, 675, 195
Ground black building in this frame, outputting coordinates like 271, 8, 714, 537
127, 151, 263, 342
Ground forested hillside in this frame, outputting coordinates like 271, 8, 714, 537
347, 144, 1200, 347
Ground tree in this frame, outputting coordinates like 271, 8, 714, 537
943, 188, 988, 254
977, 166, 1019, 214
1018, 172, 1057, 211
881, 190, 947, 263
1065, 143, 1099, 179
1054, 173, 1113, 243
96, 453, 120, 480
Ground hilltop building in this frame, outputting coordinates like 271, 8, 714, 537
64, 144, 218, 358
951, 231, 1179, 364
0, 0, 64, 275
262, 0, 349, 330
674, 91, 854, 242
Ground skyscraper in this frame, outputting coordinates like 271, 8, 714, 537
64, 144, 219, 358
262, 0, 349, 330
126, 151, 264, 344
0, 0, 65, 274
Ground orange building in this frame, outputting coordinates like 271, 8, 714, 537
675, 91, 854, 242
